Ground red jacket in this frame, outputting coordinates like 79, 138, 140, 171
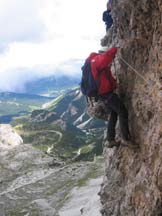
86, 47, 117, 95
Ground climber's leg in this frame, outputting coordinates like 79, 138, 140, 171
106, 93, 130, 141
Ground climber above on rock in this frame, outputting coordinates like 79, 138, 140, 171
102, 1, 113, 32
81, 47, 135, 148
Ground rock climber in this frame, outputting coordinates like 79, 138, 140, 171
102, 1, 113, 32
82, 47, 134, 148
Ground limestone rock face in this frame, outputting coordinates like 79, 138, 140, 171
100, 0, 162, 215
0, 124, 104, 215
0, 124, 23, 147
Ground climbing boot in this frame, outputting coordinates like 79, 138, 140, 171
104, 140, 120, 148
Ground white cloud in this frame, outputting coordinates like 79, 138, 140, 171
0, 0, 46, 47
0, 0, 107, 92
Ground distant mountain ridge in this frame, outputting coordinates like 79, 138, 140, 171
0, 91, 53, 100
12, 89, 106, 160
0, 75, 80, 123
0, 91, 53, 123
24, 75, 80, 96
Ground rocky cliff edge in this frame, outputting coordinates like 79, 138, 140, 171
100, 0, 162, 215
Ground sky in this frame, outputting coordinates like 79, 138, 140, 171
0, 0, 107, 92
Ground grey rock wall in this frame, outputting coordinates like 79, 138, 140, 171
100, 0, 162, 215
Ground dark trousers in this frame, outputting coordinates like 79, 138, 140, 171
100, 92, 130, 141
